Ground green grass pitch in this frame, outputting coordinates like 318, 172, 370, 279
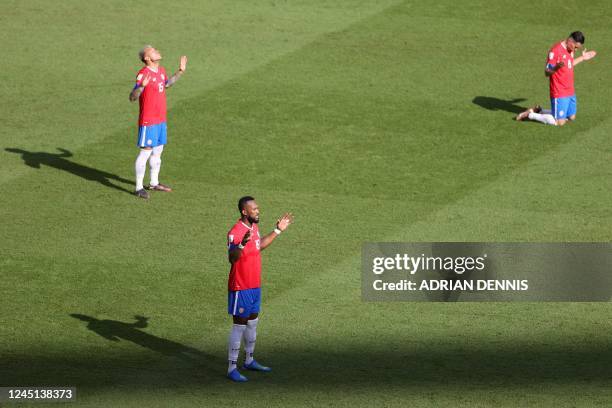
1, 0, 611, 406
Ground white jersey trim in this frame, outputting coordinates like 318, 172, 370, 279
232, 291, 239, 315
139, 126, 147, 147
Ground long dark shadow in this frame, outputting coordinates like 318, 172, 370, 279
6, 147, 133, 194
472, 96, 527, 114
70, 314, 209, 362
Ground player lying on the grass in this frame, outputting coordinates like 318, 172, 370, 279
129, 45, 187, 199
225, 196, 294, 382
516, 31, 597, 126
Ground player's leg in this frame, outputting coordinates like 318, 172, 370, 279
567, 95, 577, 121
527, 112, 557, 125
148, 144, 164, 187
135, 125, 154, 198
242, 288, 271, 372
134, 124, 153, 201
135, 148, 152, 198
135, 149, 152, 184
243, 313, 258, 366
515, 104, 542, 121
227, 291, 250, 382
516, 104, 556, 125
148, 123, 172, 192
523, 100, 556, 125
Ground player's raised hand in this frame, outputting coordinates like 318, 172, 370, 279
241, 230, 251, 246
276, 213, 294, 232
582, 48, 597, 61
179, 55, 188, 72
141, 74, 151, 87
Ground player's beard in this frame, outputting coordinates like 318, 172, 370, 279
248, 215, 259, 224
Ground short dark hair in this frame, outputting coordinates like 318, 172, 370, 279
238, 196, 255, 213
569, 31, 585, 44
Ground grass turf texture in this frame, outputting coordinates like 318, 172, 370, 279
1, 0, 611, 406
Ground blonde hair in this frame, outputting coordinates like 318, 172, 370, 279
139, 45, 154, 63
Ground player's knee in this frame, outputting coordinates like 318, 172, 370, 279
149, 155, 161, 166
556, 119, 567, 126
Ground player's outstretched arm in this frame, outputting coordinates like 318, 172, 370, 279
574, 49, 597, 66
166, 55, 187, 88
129, 74, 150, 101
260, 213, 294, 250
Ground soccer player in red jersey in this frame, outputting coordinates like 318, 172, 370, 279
225, 196, 293, 382
516, 31, 597, 126
129, 45, 187, 199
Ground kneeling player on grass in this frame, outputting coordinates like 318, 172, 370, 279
225, 196, 293, 382
516, 31, 597, 126
129, 45, 187, 199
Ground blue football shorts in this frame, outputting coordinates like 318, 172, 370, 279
137, 122, 167, 148
550, 95, 577, 120
228, 288, 261, 318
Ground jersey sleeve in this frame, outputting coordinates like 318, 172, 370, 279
134, 71, 145, 89
228, 229, 242, 251
546, 48, 557, 71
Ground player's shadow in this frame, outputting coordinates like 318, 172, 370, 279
5, 147, 133, 194
70, 314, 209, 362
472, 96, 527, 114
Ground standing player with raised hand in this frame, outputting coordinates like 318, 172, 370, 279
129, 45, 187, 199
225, 196, 294, 382
516, 31, 597, 126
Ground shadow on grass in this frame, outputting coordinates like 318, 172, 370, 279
5, 147, 133, 194
69, 314, 209, 361
3, 331, 611, 389
472, 96, 527, 114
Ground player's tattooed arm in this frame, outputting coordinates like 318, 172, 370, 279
129, 74, 151, 101
129, 86, 144, 101
166, 55, 188, 88
165, 72, 183, 88
260, 213, 294, 250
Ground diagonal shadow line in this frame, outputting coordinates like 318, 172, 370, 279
70, 314, 212, 362
5, 147, 133, 194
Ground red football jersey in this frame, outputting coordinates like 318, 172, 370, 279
546, 41, 575, 98
135, 66, 167, 126
227, 220, 262, 291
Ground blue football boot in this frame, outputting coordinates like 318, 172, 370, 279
243, 360, 272, 372
227, 369, 248, 382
